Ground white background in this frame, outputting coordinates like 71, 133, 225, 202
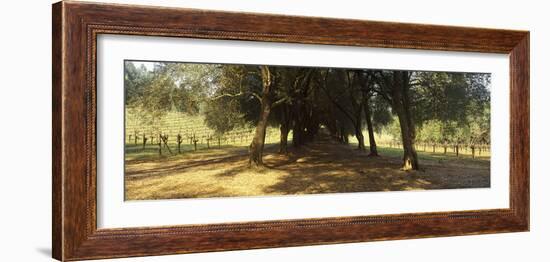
98, 35, 509, 228
0, 0, 547, 261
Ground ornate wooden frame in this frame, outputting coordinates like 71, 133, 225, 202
52, 1, 529, 261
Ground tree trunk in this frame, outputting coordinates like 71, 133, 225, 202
292, 128, 301, 147
355, 124, 365, 151
292, 119, 304, 148
395, 109, 419, 170
339, 126, 347, 144
364, 103, 378, 156
249, 107, 270, 166
304, 112, 319, 143
279, 123, 289, 154
249, 66, 274, 167
355, 121, 366, 151
391, 71, 419, 170
158, 134, 162, 155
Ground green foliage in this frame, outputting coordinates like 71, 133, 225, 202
370, 94, 392, 133
207, 64, 263, 126
133, 72, 176, 132
124, 60, 491, 156
204, 97, 245, 135
124, 61, 153, 105
383, 117, 402, 143
417, 120, 442, 144
384, 72, 490, 148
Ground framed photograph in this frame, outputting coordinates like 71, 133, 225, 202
52, 1, 529, 261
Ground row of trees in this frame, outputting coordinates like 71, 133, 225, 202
125, 61, 490, 170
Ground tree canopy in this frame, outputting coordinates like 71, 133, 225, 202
125, 60, 491, 170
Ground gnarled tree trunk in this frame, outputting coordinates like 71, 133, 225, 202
391, 71, 419, 170
279, 124, 290, 154
249, 66, 274, 167
278, 104, 291, 154
292, 114, 304, 147
364, 103, 378, 156
355, 120, 366, 151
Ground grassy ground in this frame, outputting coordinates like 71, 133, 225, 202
124, 133, 490, 200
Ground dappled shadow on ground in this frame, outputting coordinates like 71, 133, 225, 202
126, 152, 246, 179
125, 134, 490, 200
259, 136, 489, 195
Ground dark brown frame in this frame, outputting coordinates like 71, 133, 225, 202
52, 1, 530, 261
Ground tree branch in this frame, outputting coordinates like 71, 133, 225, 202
272, 97, 289, 107
320, 73, 357, 126
210, 91, 261, 102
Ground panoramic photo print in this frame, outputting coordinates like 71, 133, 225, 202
124, 60, 491, 200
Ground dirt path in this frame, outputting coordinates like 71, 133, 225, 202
125, 134, 490, 200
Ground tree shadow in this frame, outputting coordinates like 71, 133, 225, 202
125, 134, 490, 200
260, 139, 489, 195
126, 152, 248, 180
